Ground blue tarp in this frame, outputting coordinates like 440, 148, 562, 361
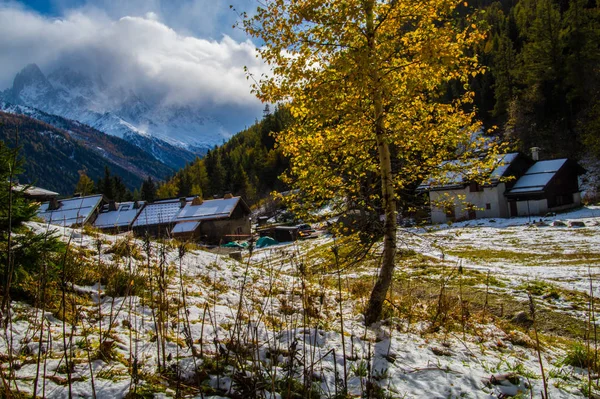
256, 236, 278, 248
221, 241, 249, 248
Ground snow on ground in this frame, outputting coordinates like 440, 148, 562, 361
404, 206, 600, 296
0, 216, 597, 398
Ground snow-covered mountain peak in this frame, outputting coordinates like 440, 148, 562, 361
2, 64, 231, 154
11, 63, 53, 103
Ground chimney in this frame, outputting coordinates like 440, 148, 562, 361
48, 198, 60, 211
530, 147, 541, 161
224, 193, 233, 199
191, 196, 204, 206
179, 197, 187, 208
133, 200, 140, 209
108, 200, 117, 211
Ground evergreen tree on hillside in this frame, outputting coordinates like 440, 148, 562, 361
96, 166, 133, 202
477, 0, 600, 157
97, 167, 114, 200
1, 139, 61, 313
140, 176, 157, 202
0, 141, 38, 232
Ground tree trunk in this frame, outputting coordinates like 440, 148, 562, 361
364, 0, 398, 326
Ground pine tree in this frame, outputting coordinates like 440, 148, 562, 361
97, 166, 114, 201
140, 176, 157, 202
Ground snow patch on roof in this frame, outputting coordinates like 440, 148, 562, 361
171, 221, 200, 234
525, 158, 567, 174
175, 197, 240, 222
132, 200, 184, 227
94, 201, 144, 229
420, 153, 520, 190
508, 158, 568, 195
37, 195, 103, 227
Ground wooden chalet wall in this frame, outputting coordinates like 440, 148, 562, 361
198, 203, 251, 243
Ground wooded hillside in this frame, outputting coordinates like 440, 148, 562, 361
0, 112, 172, 194
157, 106, 291, 205
472, 0, 600, 157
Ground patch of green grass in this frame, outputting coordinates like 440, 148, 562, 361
447, 246, 600, 266
517, 280, 560, 297
560, 342, 600, 372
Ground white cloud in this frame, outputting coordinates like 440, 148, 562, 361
0, 3, 268, 112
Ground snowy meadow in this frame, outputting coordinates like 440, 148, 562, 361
1, 207, 600, 398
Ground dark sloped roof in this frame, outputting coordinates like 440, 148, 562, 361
174, 197, 244, 222
506, 158, 583, 196
132, 196, 249, 228
132, 197, 192, 228
171, 221, 201, 234
14, 184, 59, 198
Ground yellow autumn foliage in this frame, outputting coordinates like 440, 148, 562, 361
243, 0, 502, 323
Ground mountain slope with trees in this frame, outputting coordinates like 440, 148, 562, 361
157, 106, 291, 205
0, 111, 168, 195
158, 0, 600, 211
1, 103, 176, 181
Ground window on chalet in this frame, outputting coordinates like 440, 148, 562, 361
554, 194, 573, 207
469, 182, 483, 192
485, 203, 491, 210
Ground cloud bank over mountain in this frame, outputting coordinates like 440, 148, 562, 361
0, 1, 267, 133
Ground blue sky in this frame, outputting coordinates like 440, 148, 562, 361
15, 0, 252, 39
0, 0, 266, 134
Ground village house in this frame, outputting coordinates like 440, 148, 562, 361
421, 153, 533, 224
132, 195, 251, 243
131, 197, 193, 237
505, 158, 586, 217
93, 200, 145, 233
420, 152, 585, 223
14, 183, 59, 202
37, 194, 106, 227
170, 195, 251, 243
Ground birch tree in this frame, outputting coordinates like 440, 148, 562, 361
244, 0, 489, 324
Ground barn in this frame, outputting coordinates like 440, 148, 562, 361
505, 159, 586, 217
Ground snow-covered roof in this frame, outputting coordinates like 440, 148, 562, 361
14, 184, 59, 198
37, 194, 104, 227
490, 153, 519, 179
94, 201, 145, 229
132, 196, 247, 228
174, 197, 242, 222
132, 197, 192, 227
523, 158, 567, 174
508, 159, 568, 195
171, 221, 200, 234
419, 153, 520, 191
